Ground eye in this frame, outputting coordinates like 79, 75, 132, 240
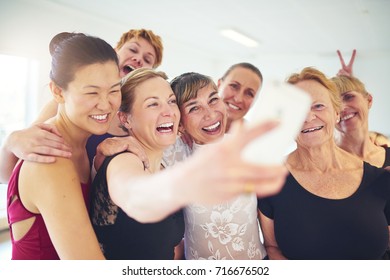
342, 93, 354, 101
229, 83, 239, 90
130, 48, 137, 53
209, 97, 220, 105
168, 98, 177, 105
144, 57, 152, 64
312, 103, 325, 110
245, 90, 255, 98
85, 91, 98, 95
147, 102, 159, 108
109, 89, 120, 94
189, 106, 199, 113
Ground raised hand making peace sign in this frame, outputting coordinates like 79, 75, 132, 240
336, 49, 356, 76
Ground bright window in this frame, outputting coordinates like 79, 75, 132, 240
0, 54, 39, 227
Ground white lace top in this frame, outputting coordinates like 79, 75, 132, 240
163, 137, 266, 260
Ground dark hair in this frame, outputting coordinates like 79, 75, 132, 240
170, 72, 217, 108
49, 32, 119, 89
220, 62, 263, 82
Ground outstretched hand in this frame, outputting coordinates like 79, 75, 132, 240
177, 120, 288, 206
337, 49, 356, 77
8, 123, 72, 163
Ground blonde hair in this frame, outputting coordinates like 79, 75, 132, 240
369, 131, 390, 148
287, 67, 342, 113
115, 29, 163, 68
331, 75, 370, 98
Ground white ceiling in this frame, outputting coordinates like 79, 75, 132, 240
46, 0, 390, 60
1, 0, 390, 134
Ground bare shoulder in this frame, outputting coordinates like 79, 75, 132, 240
107, 152, 145, 175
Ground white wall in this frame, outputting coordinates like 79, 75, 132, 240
1, 0, 389, 135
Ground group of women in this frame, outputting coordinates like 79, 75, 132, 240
1, 29, 389, 260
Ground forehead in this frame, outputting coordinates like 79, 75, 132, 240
134, 77, 172, 101
225, 67, 261, 87
123, 38, 156, 55
72, 62, 120, 86
296, 80, 331, 102
183, 84, 217, 104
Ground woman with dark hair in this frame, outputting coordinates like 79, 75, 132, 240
7, 32, 121, 259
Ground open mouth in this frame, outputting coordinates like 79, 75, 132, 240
90, 114, 109, 121
340, 112, 356, 122
227, 103, 240, 111
156, 122, 174, 133
202, 121, 221, 133
301, 126, 323, 133
123, 65, 134, 75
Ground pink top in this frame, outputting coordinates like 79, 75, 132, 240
7, 161, 91, 260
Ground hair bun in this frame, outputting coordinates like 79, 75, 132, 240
49, 32, 82, 56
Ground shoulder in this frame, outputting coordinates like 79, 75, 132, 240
106, 151, 145, 175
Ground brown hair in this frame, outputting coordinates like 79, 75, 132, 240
170, 72, 217, 108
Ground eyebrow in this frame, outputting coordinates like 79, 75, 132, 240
184, 91, 218, 108
144, 93, 175, 102
83, 82, 121, 89
130, 42, 155, 59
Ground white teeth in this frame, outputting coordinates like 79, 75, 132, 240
158, 122, 173, 128
228, 103, 240, 110
341, 113, 355, 121
91, 114, 108, 121
301, 126, 323, 133
203, 121, 220, 131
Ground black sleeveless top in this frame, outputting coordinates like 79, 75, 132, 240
90, 152, 184, 260
259, 162, 390, 260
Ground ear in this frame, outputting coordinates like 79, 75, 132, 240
50, 81, 65, 104
217, 78, 222, 88
118, 111, 132, 131
335, 111, 341, 124
178, 122, 186, 135
367, 93, 373, 109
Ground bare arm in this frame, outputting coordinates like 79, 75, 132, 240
107, 120, 288, 223
19, 158, 104, 259
0, 123, 72, 183
258, 211, 287, 260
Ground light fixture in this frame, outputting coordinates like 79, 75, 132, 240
220, 28, 259, 48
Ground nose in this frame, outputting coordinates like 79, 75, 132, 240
161, 102, 177, 117
96, 94, 112, 111
203, 105, 217, 120
132, 55, 143, 67
232, 92, 244, 103
304, 110, 317, 122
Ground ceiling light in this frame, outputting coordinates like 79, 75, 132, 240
220, 29, 259, 48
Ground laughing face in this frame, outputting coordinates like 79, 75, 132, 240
180, 84, 227, 145
116, 37, 157, 77
60, 61, 121, 136
295, 80, 339, 148
337, 90, 372, 133
218, 67, 261, 123
126, 76, 180, 150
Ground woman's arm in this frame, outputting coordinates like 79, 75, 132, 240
258, 211, 287, 260
0, 99, 71, 183
19, 158, 104, 259
107, 121, 288, 223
